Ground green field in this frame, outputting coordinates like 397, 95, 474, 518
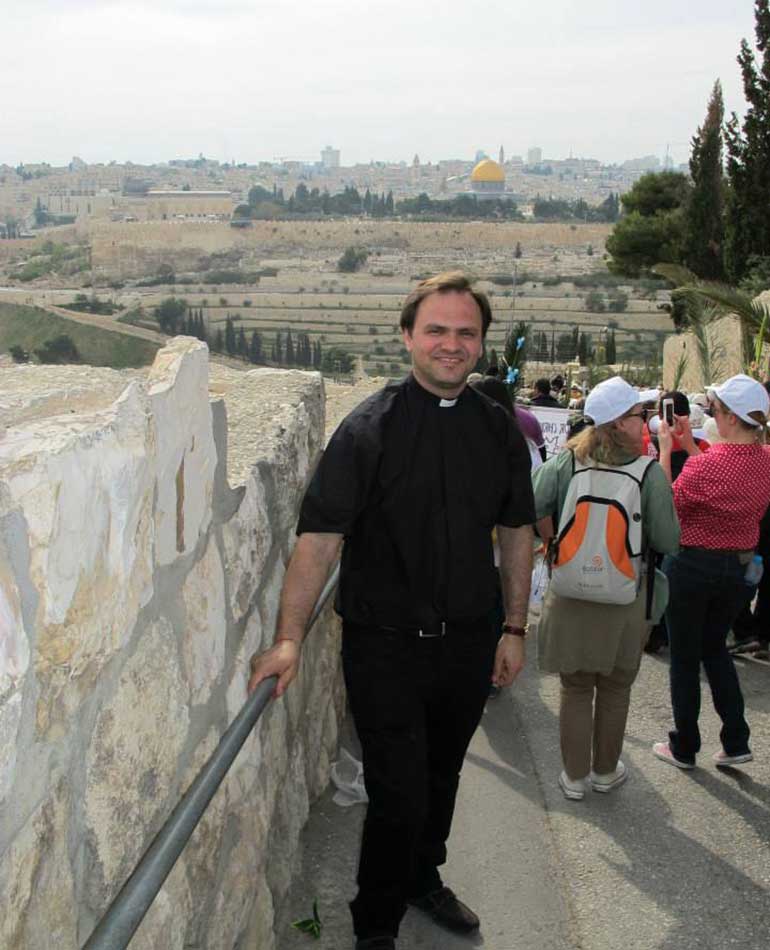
0, 303, 159, 368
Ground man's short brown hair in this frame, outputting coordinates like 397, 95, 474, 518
399, 271, 492, 337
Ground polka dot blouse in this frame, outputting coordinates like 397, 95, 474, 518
674, 443, 770, 550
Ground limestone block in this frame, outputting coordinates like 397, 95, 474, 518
0, 382, 155, 738
225, 608, 264, 784
148, 338, 216, 565
266, 742, 310, 904
205, 828, 264, 950
0, 692, 22, 805
0, 539, 29, 698
0, 777, 77, 949
181, 535, 226, 706
84, 617, 190, 899
221, 470, 272, 624
242, 875, 277, 950
123, 857, 191, 950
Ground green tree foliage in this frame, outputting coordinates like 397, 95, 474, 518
34, 334, 81, 364
154, 297, 188, 334
9, 345, 29, 363
605, 329, 617, 364
684, 80, 725, 279
337, 246, 369, 273
249, 330, 262, 364
621, 172, 690, 216
584, 290, 606, 312
724, 1, 770, 281
321, 346, 355, 374
224, 316, 237, 356
605, 172, 690, 278
607, 289, 629, 312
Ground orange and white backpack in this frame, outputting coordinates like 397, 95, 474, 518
549, 454, 654, 605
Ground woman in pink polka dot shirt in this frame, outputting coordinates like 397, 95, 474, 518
652, 374, 770, 771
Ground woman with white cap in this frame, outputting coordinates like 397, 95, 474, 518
653, 373, 770, 770
532, 377, 680, 800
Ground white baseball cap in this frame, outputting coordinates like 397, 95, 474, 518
584, 376, 641, 427
637, 388, 660, 404
707, 374, 770, 427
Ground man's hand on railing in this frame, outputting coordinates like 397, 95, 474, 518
248, 639, 301, 698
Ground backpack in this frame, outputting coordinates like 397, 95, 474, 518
549, 453, 654, 605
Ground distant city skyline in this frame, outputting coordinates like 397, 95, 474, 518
3, 1, 759, 170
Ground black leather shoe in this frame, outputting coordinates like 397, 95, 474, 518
355, 938, 396, 949
409, 886, 480, 933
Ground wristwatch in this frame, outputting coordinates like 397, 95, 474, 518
502, 623, 528, 638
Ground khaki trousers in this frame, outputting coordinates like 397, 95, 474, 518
559, 666, 638, 779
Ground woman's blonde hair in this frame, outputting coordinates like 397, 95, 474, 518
565, 411, 641, 464
712, 397, 768, 443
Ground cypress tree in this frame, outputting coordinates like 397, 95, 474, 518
606, 329, 617, 364
249, 330, 262, 364
285, 328, 295, 365
225, 316, 236, 356
724, 1, 770, 281
684, 80, 725, 279
213, 328, 224, 353
237, 326, 248, 357
275, 331, 283, 364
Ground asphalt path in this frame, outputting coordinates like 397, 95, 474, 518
279, 632, 770, 950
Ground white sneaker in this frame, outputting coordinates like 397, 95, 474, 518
713, 749, 753, 767
591, 760, 628, 793
558, 771, 587, 800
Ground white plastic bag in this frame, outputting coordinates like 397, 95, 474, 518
529, 557, 549, 607
331, 748, 368, 807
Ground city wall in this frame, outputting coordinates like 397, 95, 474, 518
84, 218, 612, 278
0, 339, 345, 949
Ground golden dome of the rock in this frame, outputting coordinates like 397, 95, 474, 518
470, 158, 505, 183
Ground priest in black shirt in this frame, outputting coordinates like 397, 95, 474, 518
249, 272, 535, 950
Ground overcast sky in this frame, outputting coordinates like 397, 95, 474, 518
1, 0, 760, 168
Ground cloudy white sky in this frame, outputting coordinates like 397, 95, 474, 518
1, 0, 760, 168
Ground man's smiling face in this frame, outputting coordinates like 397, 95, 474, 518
402, 290, 484, 397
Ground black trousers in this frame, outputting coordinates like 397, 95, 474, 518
342, 619, 498, 939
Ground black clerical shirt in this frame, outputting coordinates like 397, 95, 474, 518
297, 374, 535, 628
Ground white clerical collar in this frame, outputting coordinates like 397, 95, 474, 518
439, 398, 458, 408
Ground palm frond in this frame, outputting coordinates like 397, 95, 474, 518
651, 263, 699, 287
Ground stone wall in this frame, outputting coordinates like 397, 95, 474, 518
0, 339, 345, 949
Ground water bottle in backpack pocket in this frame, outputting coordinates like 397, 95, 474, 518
549, 454, 654, 605
745, 554, 764, 587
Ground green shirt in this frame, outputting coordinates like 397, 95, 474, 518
532, 450, 680, 555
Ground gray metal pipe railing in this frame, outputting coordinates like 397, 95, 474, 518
82, 564, 340, 950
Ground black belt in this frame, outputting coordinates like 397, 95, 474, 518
681, 546, 753, 562
348, 617, 488, 639
381, 621, 447, 639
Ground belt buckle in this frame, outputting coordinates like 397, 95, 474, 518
418, 621, 446, 639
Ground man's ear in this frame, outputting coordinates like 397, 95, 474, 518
402, 328, 414, 352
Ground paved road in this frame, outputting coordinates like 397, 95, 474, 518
279, 635, 770, 950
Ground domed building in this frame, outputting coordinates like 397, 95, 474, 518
470, 158, 505, 198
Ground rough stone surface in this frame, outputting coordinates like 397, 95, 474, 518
84, 617, 190, 894
3, 382, 156, 738
0, 340, 353, 949
181, 534, 226, 705
149, 336, 216, 565
0, 778, 77, 950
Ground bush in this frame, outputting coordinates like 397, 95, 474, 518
337, 246, 369, 273
34, 334, 81, 364
584, 290, 606, 313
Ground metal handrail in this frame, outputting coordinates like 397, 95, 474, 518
82, 564, 340, 950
